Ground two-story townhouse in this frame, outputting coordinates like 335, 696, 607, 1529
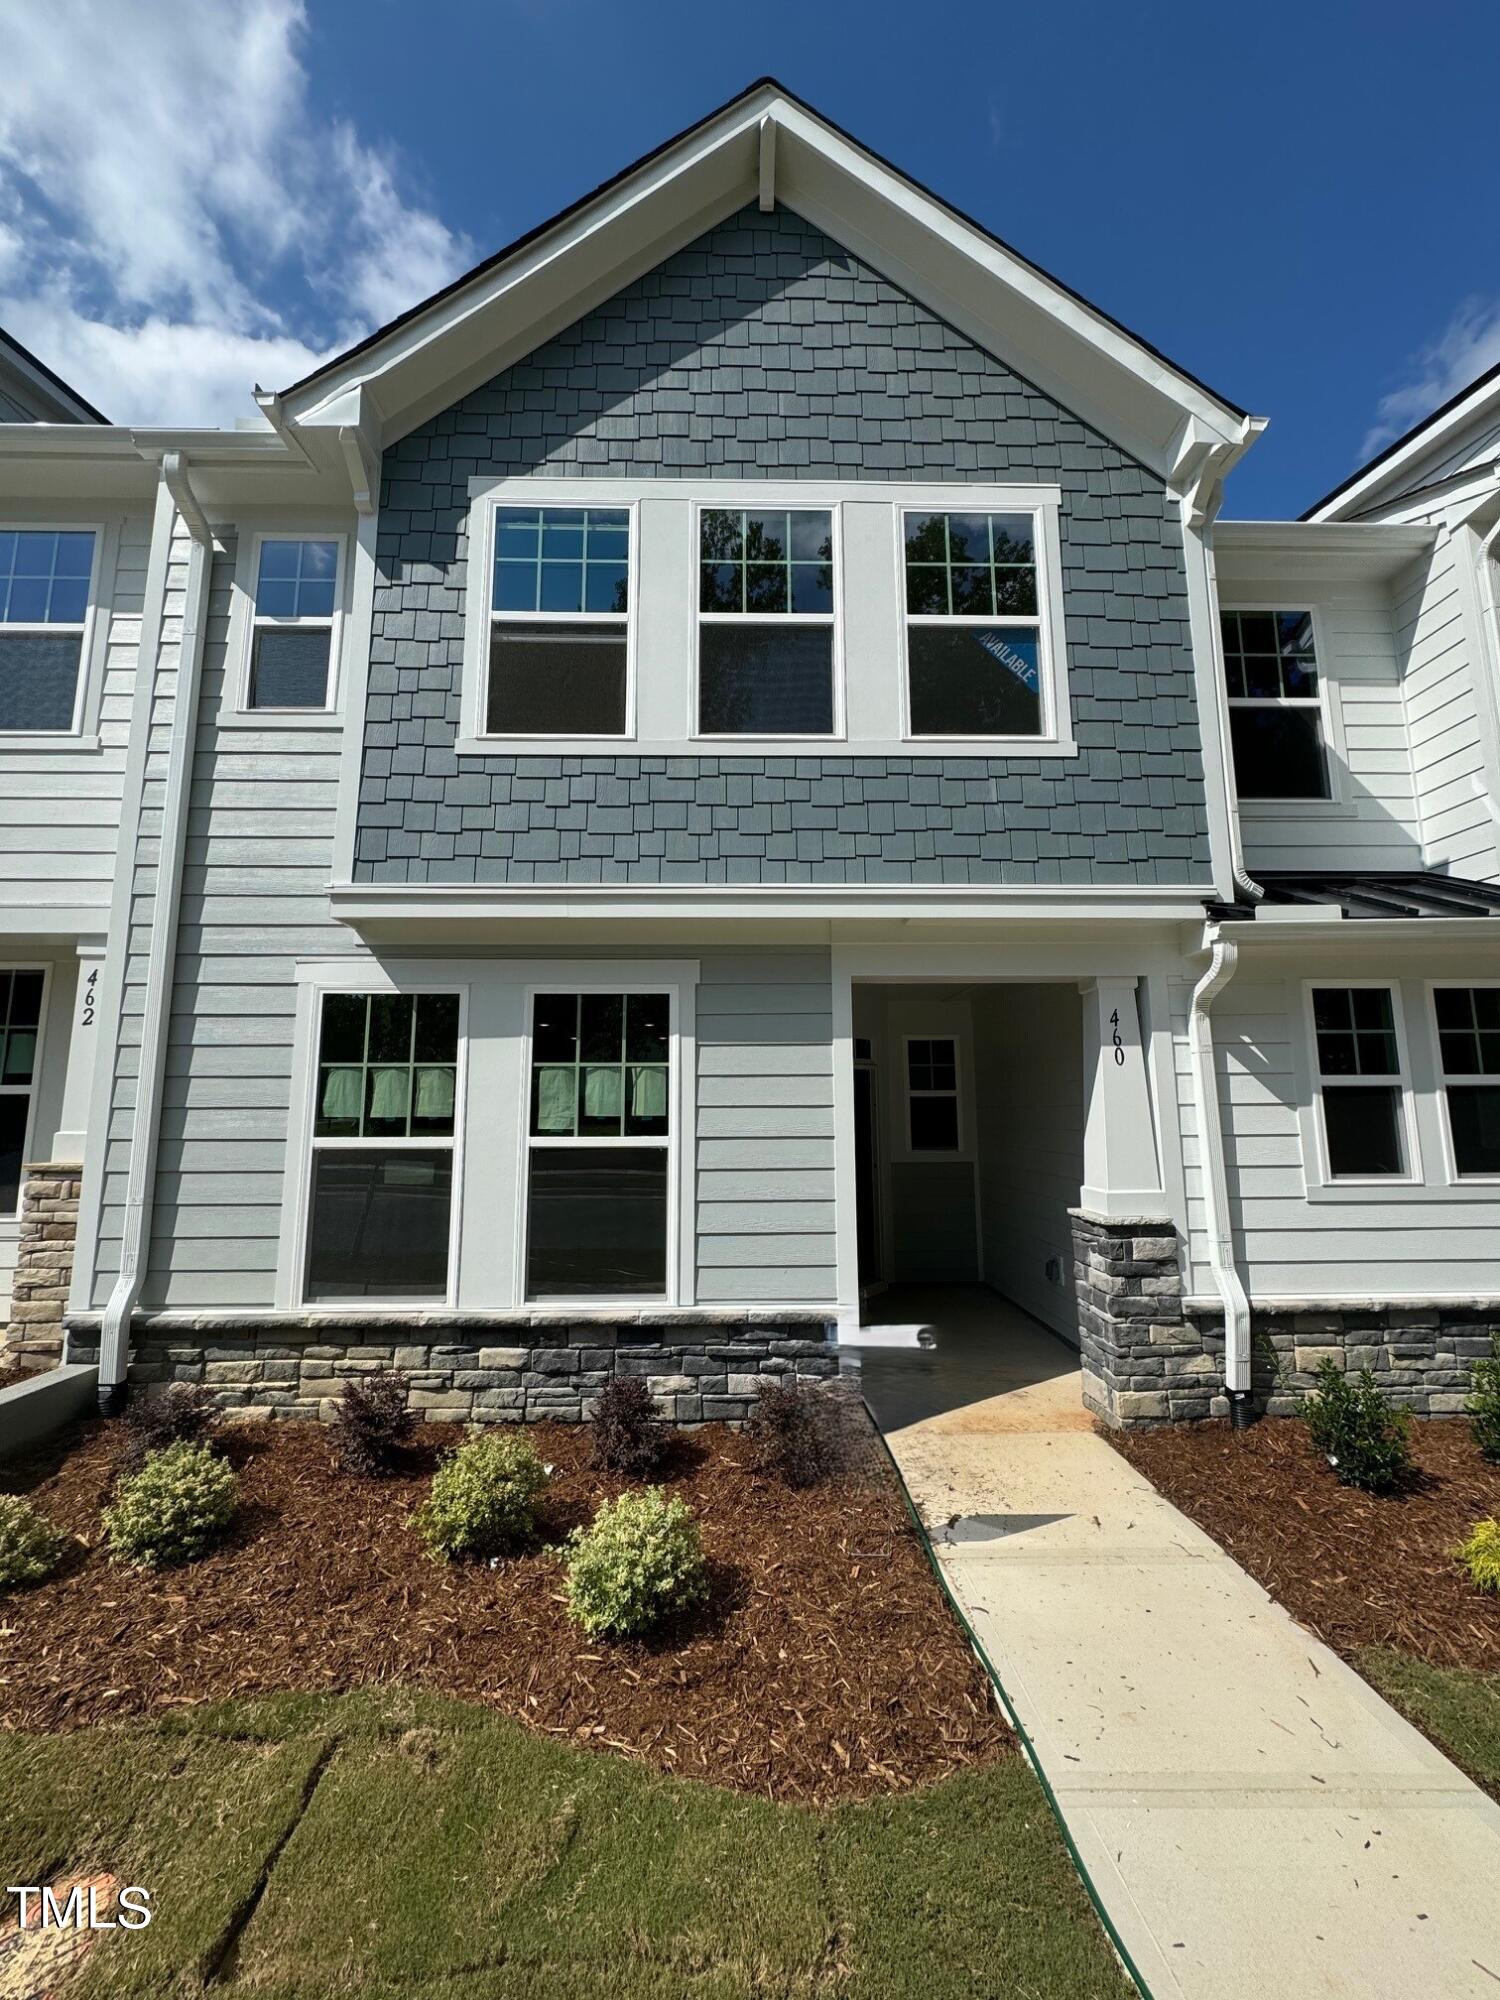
4, 80, 1499, 1433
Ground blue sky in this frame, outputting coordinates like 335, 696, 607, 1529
2, 1, 1494, 516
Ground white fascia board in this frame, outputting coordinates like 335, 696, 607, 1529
1214, 519, 1438, 584
1217, 917, 1500, 947
284, 87, 1251, 477
1307, 374, 1500, 522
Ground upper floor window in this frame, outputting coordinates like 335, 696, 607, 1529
0, 530, 95, 732
902, 511, 1043, 737
697, 508, 835, 735
1433, 986, 1500, 1179
249, 538, 340, 710
1221, 611, 1328, 801
489, 506, 630, 736
1310, 986, 1410, 1179
0, 968, 43, 1216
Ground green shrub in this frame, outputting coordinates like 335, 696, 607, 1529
103, 1440, 238, 1568
1465, 1336, 1500, 1463
411, 1430, 547, 1562
563, 1487, 707, 1639
1303, 1361, 1412, 1493
0, 1494, 67, 1589
1454, 1518, 1500, 1595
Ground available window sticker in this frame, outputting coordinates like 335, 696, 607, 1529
974, 630, 1039, 690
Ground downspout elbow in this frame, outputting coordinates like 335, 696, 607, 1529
1188, 928, 1254, 1423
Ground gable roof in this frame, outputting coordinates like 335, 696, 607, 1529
0, 325, 108, 424
276, 78, 1254, 480
1304, 354, 1500, 522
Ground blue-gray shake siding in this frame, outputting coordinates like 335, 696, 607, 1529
358, 205, 1211, 886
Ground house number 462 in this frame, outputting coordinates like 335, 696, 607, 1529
1109, 1008, 1125, 1066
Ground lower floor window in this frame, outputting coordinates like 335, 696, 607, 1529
1435, 986, 1500, 1178
1312, 986, 1408, 1178
0, 968, 42, 1213
525, 990, 671, 1299
907, 1036, 959, 1152
304, 990, 459, 1302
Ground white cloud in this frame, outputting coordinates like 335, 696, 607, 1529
1362, 297, 1500, 457
0, 0, 471, 425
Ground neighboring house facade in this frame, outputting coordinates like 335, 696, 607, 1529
2, 82, 1499, 1426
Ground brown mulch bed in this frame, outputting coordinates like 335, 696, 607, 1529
1109, 1417, 1500, 1672
0, 1364, 31, 1393
0, 1415, 1011, 1804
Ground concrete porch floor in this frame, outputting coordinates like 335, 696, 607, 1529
857, 1283, 1091, 1439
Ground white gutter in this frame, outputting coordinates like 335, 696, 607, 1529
97, 452, 215, 1412
1186, 925, 1253, 1414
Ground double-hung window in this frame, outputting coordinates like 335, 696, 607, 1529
697, 507, 835, 734
304, 991, 460, 1301
488, 506, 630, 735
1310, 986, 1410, 1179
524, 991, 672, 1299
0, 530, 95, 731
1221, 611, 1328, 801
906, 1037, 960, 1152
248, 538, 340, 710
1433, 986, 1500, 1178
0, 970, 43, 1215
902, 511, 1044, 737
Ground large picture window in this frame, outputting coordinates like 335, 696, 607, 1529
1221, 611, 1329, 801
303, 990, 460, 1301
524, 990, 671, 1299
697, 507, 835, 734
0, 969, 43, 1215
488, 506, 630, 735
0, 529, 95, 732
902, 511, 1043, 737
248, 537, 340, 710
1310, 986, 1409, 1179
1434, 986, 1500, 1178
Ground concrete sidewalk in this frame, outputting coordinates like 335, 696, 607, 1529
877, 1358, 1500, 1998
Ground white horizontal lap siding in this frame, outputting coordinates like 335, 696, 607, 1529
694, 952, 836, 1305
0, 511, 149, 908
1395, 539, 1495, 875
94, 538, 358, 1312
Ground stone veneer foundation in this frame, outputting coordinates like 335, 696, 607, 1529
2, 1163, 82, 1375
63, 1313, 846, 1424
1070, 1209, 1207, 1426
1187, 1304, 1499, 1419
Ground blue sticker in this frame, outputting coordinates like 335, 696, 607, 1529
975, 630, 1039, 691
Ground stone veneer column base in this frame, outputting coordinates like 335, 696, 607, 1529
62, 1315, 849, 1425
2, 1162, 82, 1375
1070, 1209, 1208, 1426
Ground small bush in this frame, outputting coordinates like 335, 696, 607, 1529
1465, 1336, 1500, 1463
563, 1487, 707, 1639
104, 1441, 238, 1568
749, 1381, 838, 1489
330, 1370, 415, 1476
1455, 1519, 1500, 1595
0, 1495, 67, 1589
1304, 1362, 1412, 1493
123, 1382, 220, 1469
591, 1376, 665, 1477
411, 1430, 546, 1562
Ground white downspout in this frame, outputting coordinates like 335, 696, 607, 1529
1186, 925, 1254, 1421
97, 453, 214, 1412
1472, 517, 1500, 845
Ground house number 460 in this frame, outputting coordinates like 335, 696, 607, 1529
1109, 1008, 1126, 1066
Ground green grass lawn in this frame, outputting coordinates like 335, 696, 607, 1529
0, 1690, 1130, 1999
1357, 1649, 1500, 1800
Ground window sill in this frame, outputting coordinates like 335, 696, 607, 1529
1300, 1176, 1499, 1204
215, 708, 343, 732
1239, 798, 1355, 819
0, 732, 100, 754
453, 734, 1080, 759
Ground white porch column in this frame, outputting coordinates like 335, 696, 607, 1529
52, 935, 107, 1164
1078, 976, 1166, 1217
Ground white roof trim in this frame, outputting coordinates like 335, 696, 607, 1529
1307, 367, 1500, 522
281, 83, 1253, 478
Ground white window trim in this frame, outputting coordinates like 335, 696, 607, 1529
690, 497, 845, 743
454, 476, 1077, 758
1427, 979, 1500, 1186
903, 1032, 962, 1154
222, 525, 350, 728
278, 965, 469, 1311
460, 487, 640, 747
515, 980, 683, 1309
0, 963, 50, 1226
1300, 978, 1421, 1189
897, 496, 1073, 752
0, 522, 111, 749
1220, 602, 1351, 816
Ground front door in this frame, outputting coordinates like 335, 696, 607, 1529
853, 1062, 881, 1288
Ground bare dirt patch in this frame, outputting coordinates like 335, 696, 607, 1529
1110, 1416, 1500, 1672
0, 1414, 1010, 1804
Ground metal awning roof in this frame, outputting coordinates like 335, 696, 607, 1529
1209, 871, 1500, 923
